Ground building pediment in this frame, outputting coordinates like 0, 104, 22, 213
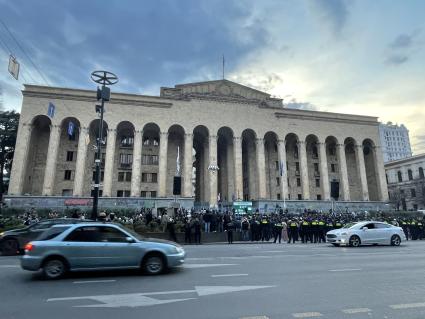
160, 79, 283, 107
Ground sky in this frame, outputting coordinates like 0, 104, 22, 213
0, 0, 424, 153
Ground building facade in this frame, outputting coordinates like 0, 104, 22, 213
385, 154, 425, 211
379, 122, 412, 162
8, 80, 388, 209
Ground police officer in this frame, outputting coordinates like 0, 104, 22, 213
300, 219, 310, 243
288, 219, 299, 243
273, 220, 284, 243
318, 219, 326, 243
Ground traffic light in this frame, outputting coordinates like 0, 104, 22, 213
96, 86, 111, 101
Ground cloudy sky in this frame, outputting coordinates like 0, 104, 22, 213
0, 0, 424, 153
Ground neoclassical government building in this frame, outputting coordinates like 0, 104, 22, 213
8, 79, 388, 210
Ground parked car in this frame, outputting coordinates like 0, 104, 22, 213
0, 218, 92, 255
20, 222, 185, 279
326, 221, 406, 247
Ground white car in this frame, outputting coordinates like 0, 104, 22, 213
326, 221, 406, 247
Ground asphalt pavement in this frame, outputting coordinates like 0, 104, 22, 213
1, 240, 425, 319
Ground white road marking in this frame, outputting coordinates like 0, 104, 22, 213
186, 257, 216, 261
342, 308, 372, 314
328, 268, 362, 272
239, 316, 269, 319
183, 263, 237, 269
390, 302, 425, 309
47, 285, 276, 308
292, 312, 323, 318
211, 274, 248, 278
0, 265, 19, 268
73, 280, 116, 284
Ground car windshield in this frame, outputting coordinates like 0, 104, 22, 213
36, 226, 71, 241
342, 222, 357, 229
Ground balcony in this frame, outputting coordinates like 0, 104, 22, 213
295, 170, 300, 176
314, 171, 320, 177
120, 163, 132, 169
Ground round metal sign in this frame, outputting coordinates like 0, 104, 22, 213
90, 70, 118, 86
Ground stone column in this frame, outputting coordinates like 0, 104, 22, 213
256, 138, 267, 199
336, 143, 350, 201
233, 136, 243, 201
355, 144, 369, 201
298, 141, 310, 200
277, 139, 288, 200
157, 132, 169, 197
130, 130, 143, 197
183, 133, 193, 197
226, 141, 235, 202
42, 124, 61, 195
73, 127, 89, 196
318, 142, 330, 200
9, 123, 33, 195
373, 146, 389, 201
209, 135, 218, 208
103, 129, 117, 197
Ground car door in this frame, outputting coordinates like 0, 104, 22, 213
360, 223, 378, 243
62, 226, 108, 269
374, 223, 392, 244
97, 226, 141, 268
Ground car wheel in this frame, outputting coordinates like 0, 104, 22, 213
349, 235, 361, 247
142, 254, 165, 275
391, 235, 401, 246
0, 239, 19, 256
332, 243, 340, 247
42, 258, 67, 279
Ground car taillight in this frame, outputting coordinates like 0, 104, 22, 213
24, 243, 34, 252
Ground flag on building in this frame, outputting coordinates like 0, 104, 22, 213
47, 102, 55, 118
8, 55, 19, 80
176, 146, 181, 176
279, 161, 285, 177
67, 121, 75, 137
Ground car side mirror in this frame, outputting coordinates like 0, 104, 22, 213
362, 227, 368, 231
125, 237, 135, 243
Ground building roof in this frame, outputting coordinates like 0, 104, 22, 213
384, 153, 425, 168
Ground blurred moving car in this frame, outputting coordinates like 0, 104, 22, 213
20, 222, 185, 279
326, 221, 406, 247
0, 218, 92, 255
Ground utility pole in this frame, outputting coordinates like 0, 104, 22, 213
90, 71, 118, 220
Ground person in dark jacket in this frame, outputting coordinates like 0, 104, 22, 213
227, 217, 235, 244
193, 217, 202, 244
184, 217, 192, 244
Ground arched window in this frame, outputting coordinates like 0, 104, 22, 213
419, 167, 424, 179
397, 171, 402, 183
408, 169, 413, 181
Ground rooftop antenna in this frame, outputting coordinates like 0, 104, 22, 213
222, 54, 225, 79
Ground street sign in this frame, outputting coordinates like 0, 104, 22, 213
8, 55, 19, 80
233, 201, 253, 214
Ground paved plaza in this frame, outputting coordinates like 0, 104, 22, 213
1, 241, 425, 319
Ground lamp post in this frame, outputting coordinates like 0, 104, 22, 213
208, 164, 219, 210
90, 70, 118, 220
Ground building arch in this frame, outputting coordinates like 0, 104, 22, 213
242, 129, 258, 201
165, 124, 186, 196
344, 137, 361, 200
264, 131, 279, 200
22, 115, 52, 195
193, 125, 210, 204
53, 117, 81, 196
325, 136, 340, 199
306, 134, 321, 200
84, 119, 109, 196
363, 138, 379, 201
419, 167, 424, 179
217, 126, 234, 203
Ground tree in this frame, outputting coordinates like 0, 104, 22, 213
0, 111, 20, 202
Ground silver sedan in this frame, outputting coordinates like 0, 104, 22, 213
326, 221, 406, 247
20, 222, 185, 279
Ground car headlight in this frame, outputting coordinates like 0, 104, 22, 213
0, 232, 4, 237
171, 246, 184, 254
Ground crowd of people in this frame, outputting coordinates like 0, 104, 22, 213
1, 207, 425, 244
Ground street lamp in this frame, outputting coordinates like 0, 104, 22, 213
90, 70, 118, 220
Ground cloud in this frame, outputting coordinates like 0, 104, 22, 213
309, 0, 349, 37
389, 34, 413, 49
231, 72, 284, 93
284, 98, 318, 111
412, 134, 425, 155
385, 55, 409, 65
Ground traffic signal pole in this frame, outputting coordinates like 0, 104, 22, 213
90, 71, 118, 221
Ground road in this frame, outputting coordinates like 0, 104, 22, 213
1, 241, 425, 319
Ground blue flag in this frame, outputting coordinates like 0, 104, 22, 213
68, 121, 75, 137
47, 102, 55, 118
279, 161, 285, 177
